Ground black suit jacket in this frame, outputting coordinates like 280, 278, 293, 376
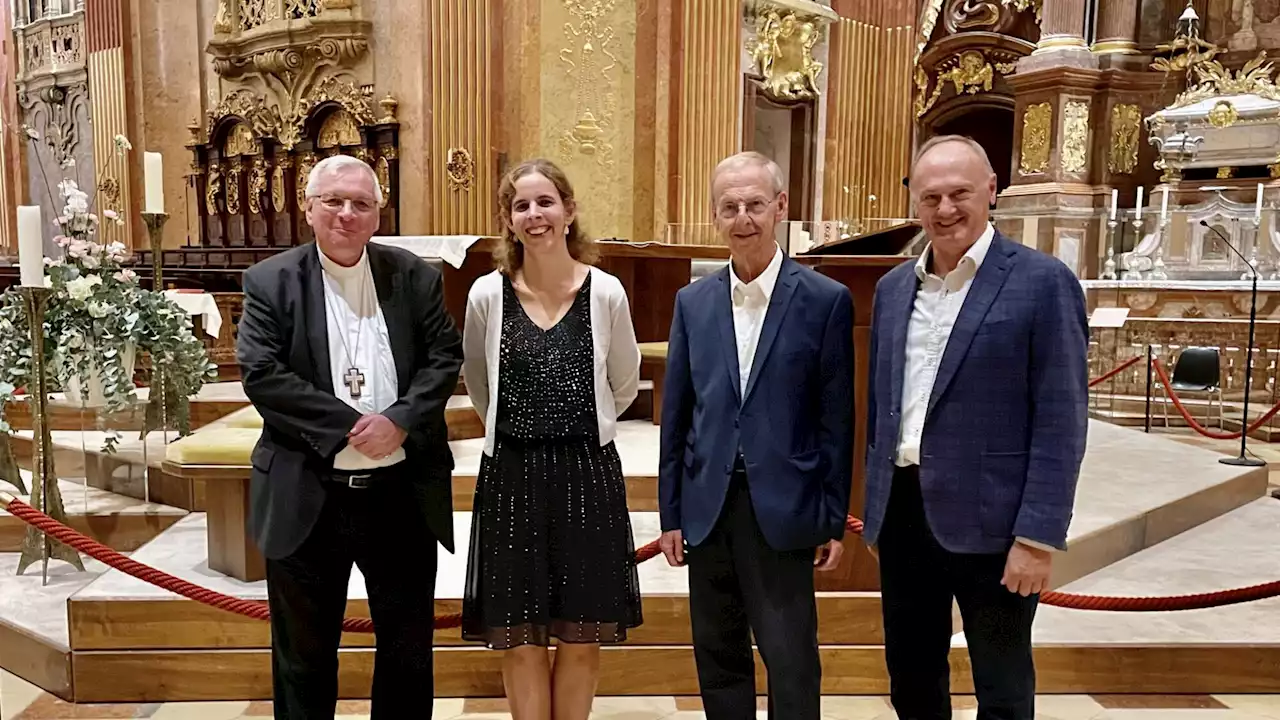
237, 242, 463, 560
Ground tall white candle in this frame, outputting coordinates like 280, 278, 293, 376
1110, 188, 1118, 221
1161, 187, 1169, 221
1135, 186, 1144, 217
143, 151, 164, 214
1255, 182, 1264, 221
16, 205, 44, 287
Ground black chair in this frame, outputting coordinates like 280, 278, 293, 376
1160, 346, 1223, 429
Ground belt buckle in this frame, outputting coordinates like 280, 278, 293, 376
345, 473, 372, 489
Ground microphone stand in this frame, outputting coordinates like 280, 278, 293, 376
1200, 220, 1267, 466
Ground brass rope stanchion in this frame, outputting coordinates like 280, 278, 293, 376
14, 285, 84, 583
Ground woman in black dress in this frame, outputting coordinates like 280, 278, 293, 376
461, 158, 642, 719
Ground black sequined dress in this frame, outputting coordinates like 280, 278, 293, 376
462, 272, 643, 649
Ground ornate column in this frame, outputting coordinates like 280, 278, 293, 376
1093, 0, 1141, 55
1035, 0, 1088, 51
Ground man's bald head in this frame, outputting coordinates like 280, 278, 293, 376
909, 135, 995, 180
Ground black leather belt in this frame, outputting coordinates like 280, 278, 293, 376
326, 464, 400, 489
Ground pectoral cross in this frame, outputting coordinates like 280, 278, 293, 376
344, 366, 366, 399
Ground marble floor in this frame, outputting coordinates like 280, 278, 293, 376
4, 670, 1280, 720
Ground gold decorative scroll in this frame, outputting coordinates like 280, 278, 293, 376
249, 158, 268, 215
376, 155, 391, 207
271, 163, 286, 213
1061, 101, 1089, 174
1019, 102, 1052, 175
317, 109, 361, 148
1108, 103, 1141, 175
226, 165, 242, 215
747, 9, 824, 101
296, 153, 316, 210
945, 0, 1002, 32
446, 148, 473, 192
1001, 0, 1042, 23
914, 0, 944, 65
206, 166, 222, 215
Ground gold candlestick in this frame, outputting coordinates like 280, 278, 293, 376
142, 212, 169, 437
15, 285, 85, 583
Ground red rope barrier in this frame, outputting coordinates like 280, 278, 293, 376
1089, 355, 1142, 388
1151, 357, 1280, 440
5, 494, 1280, 634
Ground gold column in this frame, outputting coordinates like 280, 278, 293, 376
86, 0, 133, 249
672, 0, 740, 245
428, 0, 495, 235
823, 12, 914, 233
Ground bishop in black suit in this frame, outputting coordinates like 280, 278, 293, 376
237, 154, 463, 719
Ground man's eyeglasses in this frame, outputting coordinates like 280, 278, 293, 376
315, 195, 377, 214
716, 195, 778, 220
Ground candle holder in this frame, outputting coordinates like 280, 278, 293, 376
1149, 215, 1170, 281
1122, 212, 1145, 281
1243, 216, 1260, 281
142, 212, 170, 439
15, 286, 85, 583
1101, 218, 1119, 280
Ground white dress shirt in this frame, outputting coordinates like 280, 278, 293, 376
729, 245, 784, 397
894, 224, 1053, 552
317, 246, 404, 470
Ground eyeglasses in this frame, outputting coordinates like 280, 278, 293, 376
716, 195, 778, 220
315, 195, 377, 214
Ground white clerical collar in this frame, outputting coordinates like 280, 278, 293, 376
317, 243, 369, 281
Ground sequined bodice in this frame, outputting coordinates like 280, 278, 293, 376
494, 273, 597, 440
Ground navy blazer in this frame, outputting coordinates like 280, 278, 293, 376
659, 255, 855, 552
862, 231, 1089, 554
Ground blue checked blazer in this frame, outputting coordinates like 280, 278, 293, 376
862, 231, 1088, 554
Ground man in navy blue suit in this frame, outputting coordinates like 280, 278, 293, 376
864, 135, 1088, 719
658, 151, 854, 719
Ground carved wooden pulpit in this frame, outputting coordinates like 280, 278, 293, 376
796, 220, 920, 592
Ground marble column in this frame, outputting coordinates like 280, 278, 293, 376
1093, 0, 1140, 54
1036, 0, 1088, 51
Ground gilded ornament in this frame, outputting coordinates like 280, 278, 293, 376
185, 117, 202, 147
214, 0, 232, 34
1019, 102, 1052, 175
944, 0, 1002, 32
226, 165, 242, 215
224, 123, 258, 156
1061, 101, 1089, 174
1001, 0, 1042, 23
558, 0, 620, 167
1270, 162, 1280, 178
296, 153, 316, 210
271, 163, 286, 213
98, 177, 122, 215
1108, 104, 1142, 175
376, 155, 392, 208
915, 50, 1006, 118
249, 158, 268, 215
1207, 99, 1240, 128
446, 148, 474, 193
747, 10, 824, 101
1168, 52, 1280, 110
1217, 166, 1235, 179
914, 0, 945, 65
317, 109, 361, 148
378, 94, 399, 124
206, 166, 223, 215
207, 89, 282, 142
